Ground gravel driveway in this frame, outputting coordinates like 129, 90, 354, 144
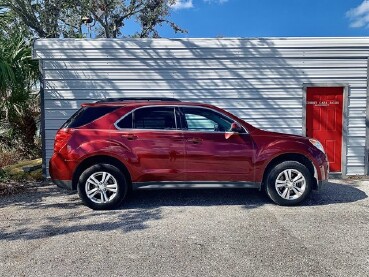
0, 179, 368, 277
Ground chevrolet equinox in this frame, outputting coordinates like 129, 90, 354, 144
49, 98, 329, 209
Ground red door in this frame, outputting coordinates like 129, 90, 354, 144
306, 87, 343, 172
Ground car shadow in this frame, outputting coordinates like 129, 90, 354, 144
0, 180, 366, 241
305, 180, 368, 206
123, 180, 367, 209
124, 188, 268, 210
1, 180, 366, 210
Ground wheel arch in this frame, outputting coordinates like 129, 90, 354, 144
72, 155, 132, 190
261, 153, 318, 190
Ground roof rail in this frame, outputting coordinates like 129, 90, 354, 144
96, 97, 181, 103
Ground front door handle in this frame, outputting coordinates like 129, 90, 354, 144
122, 134, 138, 140
187, 137, 202, 144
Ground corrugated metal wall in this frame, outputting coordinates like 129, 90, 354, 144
33, 38, 369, 176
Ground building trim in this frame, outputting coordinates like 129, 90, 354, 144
302, 83, 349, 178
39, 61, 47, 177
364, 58, 369, 175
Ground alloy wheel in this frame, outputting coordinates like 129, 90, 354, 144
85, 171, 118, 204
275, 169, 306, 200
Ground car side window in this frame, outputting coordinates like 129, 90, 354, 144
62, 106, 118, 128
180, 107, 233, 132
133, 107, 177, 130
116, 113, 133, 129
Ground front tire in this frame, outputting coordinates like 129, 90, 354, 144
77, 163, 128, 210
265, 161, 313, 206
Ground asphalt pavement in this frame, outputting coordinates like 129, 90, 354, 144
0, 179, 368, 277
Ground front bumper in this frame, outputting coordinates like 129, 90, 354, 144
313, 153, 329, 191
316, 179, 328, 191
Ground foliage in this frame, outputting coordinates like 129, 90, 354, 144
0, 159, 43, 194
0, 1, 186, 178
0, 32, 40, 154
0, 147, 20, 168
0, 181, 28, 195
0, 4, 30, 37
137, 0, 184, 38
0, 158, 43, 196
0, 0, 186, 38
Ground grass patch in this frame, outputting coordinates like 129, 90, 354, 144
0, 158, 43, 196
3, 158, 42, 178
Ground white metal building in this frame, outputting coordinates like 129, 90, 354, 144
32, 37, 369, 177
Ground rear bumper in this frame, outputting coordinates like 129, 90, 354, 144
49, 153, 75, 190
52, 179, 73, 190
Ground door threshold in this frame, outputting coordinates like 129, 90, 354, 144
329, 172, 342, 179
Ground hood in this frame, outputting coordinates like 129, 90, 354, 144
251, 128, 308, 140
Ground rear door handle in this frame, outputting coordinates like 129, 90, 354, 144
122, 134, 138, 140
187, 137, 202, 144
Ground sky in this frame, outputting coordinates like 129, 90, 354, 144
150, 0, 369, 38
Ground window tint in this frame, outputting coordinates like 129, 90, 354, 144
61, 108, 85, 128
116, 113, 132, 129
185, 114, 215, 131
134, 107, 176, 130
181, 107, 233, 132
62, 106, 118, 128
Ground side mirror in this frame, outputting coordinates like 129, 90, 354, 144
225, 122, 243, 139
230, 122, 243, 133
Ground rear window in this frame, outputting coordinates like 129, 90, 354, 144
116, 113, 133, 129
134, 107, 176, 129
115, 107, 177, 130
61, 106, 118, 128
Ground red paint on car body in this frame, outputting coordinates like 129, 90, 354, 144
49, 101, 329, 189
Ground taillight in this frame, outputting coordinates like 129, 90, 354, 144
54, 129, 72, 153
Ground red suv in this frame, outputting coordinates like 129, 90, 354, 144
50, 98, 328, 209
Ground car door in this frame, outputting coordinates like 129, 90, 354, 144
112, 106, 185, 182
179, 106, 255, 182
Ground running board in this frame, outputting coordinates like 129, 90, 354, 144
132, 181, 261, 190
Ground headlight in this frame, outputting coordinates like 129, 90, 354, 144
309, 138, 325, 154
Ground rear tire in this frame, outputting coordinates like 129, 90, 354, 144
265, 161, 312, 206
77, 163, 127, 210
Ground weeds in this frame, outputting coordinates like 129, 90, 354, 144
0, 148, 22, 168
0, 134, 41, 167
0, 158, 43, 196
0, 181, 27, 196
